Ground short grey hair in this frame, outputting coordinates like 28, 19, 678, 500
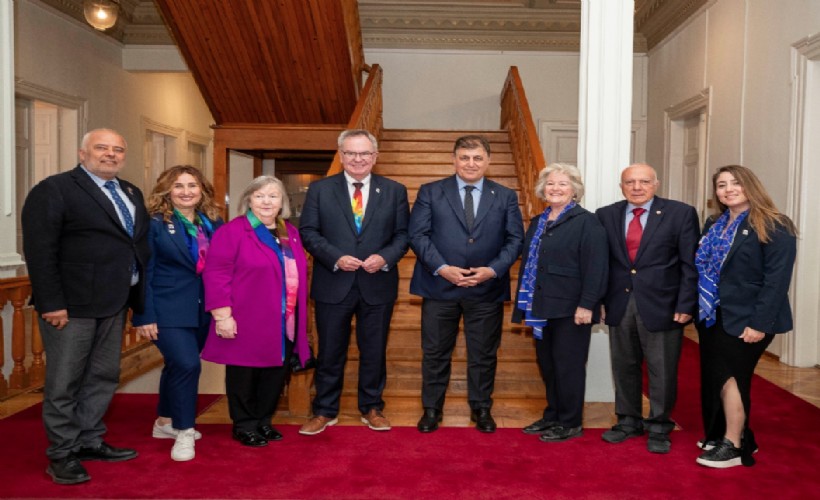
337, 129, 378, 151
81, 128, 128, 150
237, 175, 291, 220
534, 163, 585, 202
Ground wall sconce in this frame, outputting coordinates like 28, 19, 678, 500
83, 0, 119, 31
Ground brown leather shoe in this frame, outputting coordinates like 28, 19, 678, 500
298, 415, 338, 436
361, 409, 391, 431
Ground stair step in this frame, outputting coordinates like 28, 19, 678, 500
380, 129, 510, 142
380, 140, 512, 154
374, 162, 516, 177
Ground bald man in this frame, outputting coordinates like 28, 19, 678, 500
595, 164, 699, 454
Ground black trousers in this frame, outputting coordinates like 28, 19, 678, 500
225, 339, 293, 433
537, 316, 592, 428
420, 298, 504, 411
312, 284, 394, 417
609, 296, 682, 435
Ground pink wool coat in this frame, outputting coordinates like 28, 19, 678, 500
201, 216, 311, 368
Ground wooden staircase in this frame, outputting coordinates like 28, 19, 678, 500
333, 129, 545, 425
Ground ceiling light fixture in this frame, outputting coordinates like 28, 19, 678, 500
83, 0, 119, 31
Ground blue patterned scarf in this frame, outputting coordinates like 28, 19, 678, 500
696, 209, 749, 327
517, 202, 576, 339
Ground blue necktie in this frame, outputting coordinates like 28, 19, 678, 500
104, 180, 134, 237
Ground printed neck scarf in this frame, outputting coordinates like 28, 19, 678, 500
517, 201, 576, 339
695, 209, 749, 327
246, 211, 299, 351
174, 209, 213, 274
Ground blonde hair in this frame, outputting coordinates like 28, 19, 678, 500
534, 163, 585, 202
237, 175, 291, 220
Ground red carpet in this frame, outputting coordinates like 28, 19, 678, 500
1, 339, 818, 499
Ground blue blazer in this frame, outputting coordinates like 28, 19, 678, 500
409, 175, 524, 302
512, 205, 608, 322
299, 173, 410, 305
132, 213, 223, 328
698, 216, 796, 336
595, 196, 699, 332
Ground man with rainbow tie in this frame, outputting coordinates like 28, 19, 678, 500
299, 129, 410, 435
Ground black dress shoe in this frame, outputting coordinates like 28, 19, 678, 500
257, 425, 283, 441
232, 430, 268, 447
46, 454, 90, 485
75, 442, 138, 462
417, 408, 443, 433
471, 408, 497, 433
522, 418, 559, 435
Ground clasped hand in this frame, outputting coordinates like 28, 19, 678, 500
439, 266, 494, 287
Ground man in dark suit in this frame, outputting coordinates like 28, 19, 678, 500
409, 135, 524, 433
595, 163, 699, 454
298, 129, 410, 435
22, 128, 150, 484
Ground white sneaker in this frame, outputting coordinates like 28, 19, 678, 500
171, 428, 197, 462
153, 420, 202, 440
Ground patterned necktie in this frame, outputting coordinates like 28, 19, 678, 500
464, 185, 475, 232
352, 182, 364, 233
626, 207, 646, 262
104, 180, 135, 237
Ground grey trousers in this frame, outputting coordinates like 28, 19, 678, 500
609, 296, 682, 435
40, 310, 126, 460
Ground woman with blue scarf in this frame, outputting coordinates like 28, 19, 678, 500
512, 163, 608, 442
201, 176, 312, 448
133, 165, 223, 461
694, 165, 796, 469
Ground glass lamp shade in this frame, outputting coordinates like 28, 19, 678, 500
83, 0, 119, 31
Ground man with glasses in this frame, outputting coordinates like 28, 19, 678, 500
22, 128, 150, 484
409, 135, 523, 433
299, 129, 410, 435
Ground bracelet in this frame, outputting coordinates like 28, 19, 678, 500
214, 316, 232, 322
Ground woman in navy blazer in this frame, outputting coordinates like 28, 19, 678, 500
512, 163, 608, 442
694, 165, 796, 469
132, 165, 223, 462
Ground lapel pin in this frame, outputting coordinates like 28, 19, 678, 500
491, 190, 495, 195
376, 187, 380, 194
656, 210, 661, 215
167, 222, 175, 234
742, 229, 748, 235
126, 186, 134, 196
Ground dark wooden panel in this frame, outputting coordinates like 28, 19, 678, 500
154, 0, 361, 125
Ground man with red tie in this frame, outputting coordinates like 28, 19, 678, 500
595, 164, 699, 454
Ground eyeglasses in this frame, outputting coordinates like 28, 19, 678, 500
341, 151, 375, 160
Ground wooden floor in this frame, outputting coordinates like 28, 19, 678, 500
2, 332, 818, 428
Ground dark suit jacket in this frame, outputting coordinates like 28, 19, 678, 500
22, 165, 150, 317
595, 196, 699, 332
409, 175, 524, 302
132, 213, 223, 328
299, 173, 410, 305
699, 216, 796, 336
512, 205, 608, 322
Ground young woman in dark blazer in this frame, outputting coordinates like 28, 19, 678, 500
133, 165, 223, 461
512, 163, 608, 442
694, 165, 797, 469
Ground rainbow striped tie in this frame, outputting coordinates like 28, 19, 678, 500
352, 182, 364, 233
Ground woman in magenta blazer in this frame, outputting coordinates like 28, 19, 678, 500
201, 176, 311, 447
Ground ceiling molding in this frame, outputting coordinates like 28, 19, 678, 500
34, 0, 693, 53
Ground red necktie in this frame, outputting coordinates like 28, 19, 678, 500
626, 207, 646, 262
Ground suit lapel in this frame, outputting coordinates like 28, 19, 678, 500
332, 174, 360, 235
71, 166, 129, 238
120, 179, 146, 237
164, 217, 196, 269
609, 200, 630, 262
360, 176, 382, 234
723, 219, 752, 265
473, 179, 495, 229
443, 176, 469, 231
635, 198, 664, 262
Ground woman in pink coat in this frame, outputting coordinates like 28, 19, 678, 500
201, 176, 311, 447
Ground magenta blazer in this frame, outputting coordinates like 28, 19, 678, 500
201, 216, 311, 368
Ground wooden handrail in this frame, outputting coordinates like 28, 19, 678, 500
0, 276, 158, 400
325, 64, 384, 176
500, 66, 547, 219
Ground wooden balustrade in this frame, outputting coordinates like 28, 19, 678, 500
326, 64, 384, 176
0, 276, 158, 400
500, 66, 547, 220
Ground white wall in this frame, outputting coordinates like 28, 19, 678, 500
14, 0, 213, 189
366, 48, 647, 132
646, 0, 820, 363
